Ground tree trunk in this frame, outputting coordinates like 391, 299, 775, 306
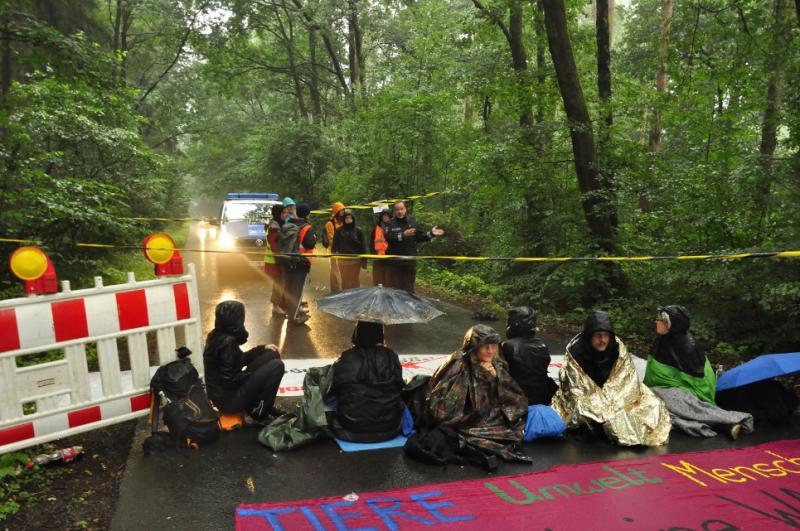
596, 0, 612, 140
482, 95, 492, 132
542, 0, 616, 252
1, 21, 11, 97
509, 1, 532, 127
347, 0, 365, 95
649, 0, 673, 153
308, 26, 322, 121
755, 0, 789, 211
534, 1, 547, 125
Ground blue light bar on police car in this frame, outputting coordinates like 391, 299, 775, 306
225, 193, 280, 200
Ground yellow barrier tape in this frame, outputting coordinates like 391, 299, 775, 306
122, 192, 446, 221
2, 236, 799, 263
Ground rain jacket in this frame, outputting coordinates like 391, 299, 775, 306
551, 311, 671, 447
324, 202, 345, 250
384, 215, 432, 257
370, 208, 390, 255
332, 211, 366, 260
426, 325, 530, 462
501, 307, 558, 405
331, 322, 404, 442
264, 204, 283, 278
644, 305, 716, 404
203, 301, 273, 409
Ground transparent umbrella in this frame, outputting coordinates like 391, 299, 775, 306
315, 286, 444, 325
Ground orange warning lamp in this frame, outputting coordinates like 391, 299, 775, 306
9, 246, 58, 295
143, 233, 183, 276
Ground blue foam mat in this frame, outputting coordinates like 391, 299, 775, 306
335, 434, 408, 453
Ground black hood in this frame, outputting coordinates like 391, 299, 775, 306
375, 208, 390, 225
568, 310, 619, 388
506, 306, 537, 339
660, 305, 691, 333
271, 204, 284, 226
653, 305, 706, 378
341, 209, 357, 229
213, 300, 249, 345
461, 324, 501, 354
583, 310, 614, 336
352, 321, 384, 347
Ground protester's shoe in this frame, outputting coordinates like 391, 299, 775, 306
291, 314, 311, 325
271, 307, 286, 317
729, 423, 742, 440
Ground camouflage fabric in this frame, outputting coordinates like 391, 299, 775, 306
426, 337, 530, 462
551, 337, 672, 447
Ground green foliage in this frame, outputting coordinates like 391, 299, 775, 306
0, 453, 35, 521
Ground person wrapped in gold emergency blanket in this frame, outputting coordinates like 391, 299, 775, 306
551, 310, 671, 446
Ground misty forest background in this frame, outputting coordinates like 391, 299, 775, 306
0, 0, 798, 362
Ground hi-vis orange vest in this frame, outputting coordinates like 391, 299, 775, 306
299, 224, 314, 262
373, 226, 388, 255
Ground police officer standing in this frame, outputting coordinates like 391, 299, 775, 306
383, 201, 444, 292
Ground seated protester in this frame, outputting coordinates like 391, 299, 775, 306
426, 325, 530, 463
332, 209, 367, 290
330, 321, 404, 443
501, 306, 558, 405
203, 300, 285, 423
644, 305, 753, 439
551, 310, 671, 447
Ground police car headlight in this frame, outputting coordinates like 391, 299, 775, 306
218, 230, 235, 249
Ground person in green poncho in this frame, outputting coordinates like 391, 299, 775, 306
644, 305, 753, 439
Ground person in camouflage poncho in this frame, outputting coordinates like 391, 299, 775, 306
426, 324, 530, 462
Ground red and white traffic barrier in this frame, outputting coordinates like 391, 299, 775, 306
0, 264, 202, 454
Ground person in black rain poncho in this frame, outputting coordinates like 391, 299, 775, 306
330, 321, 404, 443
501, 307, 558, 405
332, 209, 367, 290
551, 310, 671, 446
203, 301, 285, 423
644, 305, 753, 438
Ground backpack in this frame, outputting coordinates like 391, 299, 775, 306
277, 222, 312, 266
146, 347, 219, 450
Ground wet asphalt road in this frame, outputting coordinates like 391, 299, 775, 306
110, 224, 800, 530
186, 223, 564, 358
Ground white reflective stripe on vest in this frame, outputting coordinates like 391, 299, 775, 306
0, 264, 203, 454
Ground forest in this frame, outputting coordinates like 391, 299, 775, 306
1, 0, 798, 359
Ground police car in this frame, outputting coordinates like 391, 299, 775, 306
217, 193, 281, 248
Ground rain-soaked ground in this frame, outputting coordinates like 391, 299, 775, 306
110, 224, 799, 530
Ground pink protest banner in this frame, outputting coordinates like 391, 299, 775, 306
236, 439, 800, 531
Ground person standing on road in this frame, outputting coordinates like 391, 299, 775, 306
332, 209, 366, 290
265, 204, 287, 314
282, 197, 296, 221
370, 207, 391, 286
383, 201, 444, 292
278, 203, 316, 325
324, 202, 346, 293
501, 306, 558, 405
203, 300, 286, 424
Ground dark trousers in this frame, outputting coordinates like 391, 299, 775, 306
280, 264, 309, 320
270, 267, 283, 306
329, 257, 341, 293
339, 260, 362, 290
221, 349, 285, 414
384, 261, 416, 292
372, 260, 386, 286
